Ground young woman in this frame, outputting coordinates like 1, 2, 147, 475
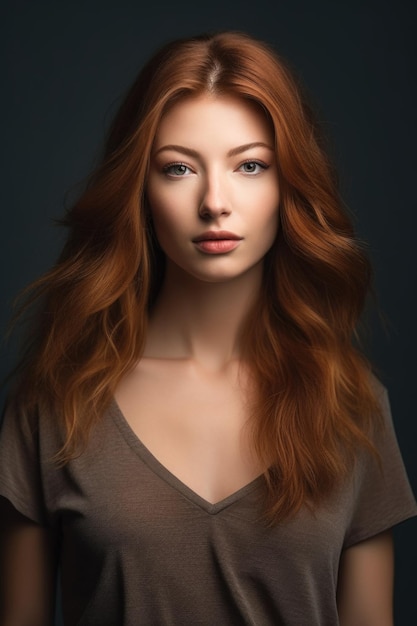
0, 31, 415, 626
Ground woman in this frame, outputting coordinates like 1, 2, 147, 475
0, 31, 415, 625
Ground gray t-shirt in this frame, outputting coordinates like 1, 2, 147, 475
0, 385, 416, 625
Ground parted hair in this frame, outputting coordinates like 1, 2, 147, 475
13, 31, 380, 522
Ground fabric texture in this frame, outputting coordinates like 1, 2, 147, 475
0, 384, 416, 626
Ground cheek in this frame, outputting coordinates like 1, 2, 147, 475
261, 212, 279, 252
253, 184, 280, 233
147, 178, 196, 230
252, 190, 280, 254
146, 191, 193, 259
147, 188, 180, 236
150, 209, 178, 254
241, 173, 279, 209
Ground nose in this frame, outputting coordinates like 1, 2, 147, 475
198, 170, 231, 220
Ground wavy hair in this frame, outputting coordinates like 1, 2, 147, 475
13, 32, 380, 522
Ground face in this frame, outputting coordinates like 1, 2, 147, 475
147, 94, 279, 284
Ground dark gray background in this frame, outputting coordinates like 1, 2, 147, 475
1, 0, 416, 624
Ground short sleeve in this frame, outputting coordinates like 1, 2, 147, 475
0, 400, 47, 525
344, 387, 417, 547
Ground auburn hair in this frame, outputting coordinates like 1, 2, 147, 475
13, 31, 380, 522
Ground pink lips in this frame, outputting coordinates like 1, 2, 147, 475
192, 231, 242, 254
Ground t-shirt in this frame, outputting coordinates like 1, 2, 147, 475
0, 384, 416, 626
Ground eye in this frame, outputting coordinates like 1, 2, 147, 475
163, 162, 193, 177
238, 160, 268, 175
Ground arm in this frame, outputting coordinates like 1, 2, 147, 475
337, 530, 394, 626
0, 496, 58, 626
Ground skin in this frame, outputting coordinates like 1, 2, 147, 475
1, 94, 394, 624
117, 94, 280, 503
337, 530, 394, 625
147, 94, 279, 287
0, 497, 57, 626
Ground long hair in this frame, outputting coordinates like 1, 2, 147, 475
12, 31, 380, 521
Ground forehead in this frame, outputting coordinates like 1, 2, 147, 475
152, 94, 274, 150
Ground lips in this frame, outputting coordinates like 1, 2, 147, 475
192, 230, 242, 243
192, 231, 243, 254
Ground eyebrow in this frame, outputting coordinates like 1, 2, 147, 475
153, 142, 274, 158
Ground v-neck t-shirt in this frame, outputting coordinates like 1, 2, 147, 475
0, 385, 416, 625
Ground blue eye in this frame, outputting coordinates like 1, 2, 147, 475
239, 160, 268, 174
163, 163, 192, 176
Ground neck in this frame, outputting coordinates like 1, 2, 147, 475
145, 261, 263, 370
